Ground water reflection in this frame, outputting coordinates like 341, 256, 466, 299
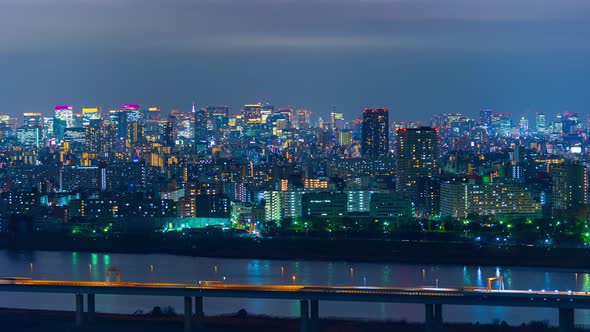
583, 273, 590, 292
382, 265, 391, 285
503, 268, 513, 289
476, 267, 483, 287
2, 250, 590, 326
462, 266, 471, 286
104, 254, 110, 267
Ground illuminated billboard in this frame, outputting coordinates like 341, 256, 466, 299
122, 104, 140, 110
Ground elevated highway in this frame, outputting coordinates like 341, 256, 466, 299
0, 277, 585, 332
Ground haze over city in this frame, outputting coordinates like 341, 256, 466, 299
1, 0, 590, 119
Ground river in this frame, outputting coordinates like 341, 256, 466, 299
0, 250, 589, 326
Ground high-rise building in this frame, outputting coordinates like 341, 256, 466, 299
53, 117, 67, 142
519, 116, 529, 136
0, 115, 15, 141
144, 107, 162, 143
163, 115, 175, 147
296, 109, 312, 129
361, 108, 389, 159
551, 163, 588, 211
395, 127, 439, 196
16, 126, 42, 147
260, 105, 274, 123
82, 107, 100, 126
23, 113, 43, 127
479, 109, 493, 128
170, 109, 191, 141
264, 191, 283, 224
54, 105, 74, 128
562, 111, 580, 135
127, 121, 145, 146
336, 129, 352, 146
194, 108, 208, 153
72, 113, 84, 128
282, 191, 302, 220
206, 106, 230, 130
331, 107, 344, 132
146, 107, 161, 121
85, 119, 102, 154
535, 112, 546, 134
242, 104, 263, 124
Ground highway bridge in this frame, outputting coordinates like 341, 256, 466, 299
0, 276, 586, 332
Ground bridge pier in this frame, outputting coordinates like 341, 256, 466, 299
559, 308, 574, 332
434, 304, 443, 330
87, 294, 96, 323
425, 304, 434, 332
300, 300, 309, 332
425, 304, 443, 332
310, 300, 319, 332
194, 296, 204, 329
184, 296, 193, 332
75, 293, 84, 328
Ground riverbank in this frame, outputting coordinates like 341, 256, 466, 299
1, 233, 590, 269
0, 308, 569, 332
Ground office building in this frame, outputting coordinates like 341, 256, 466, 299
535, 112, 546, 134
361, 108, 389, 159
54, 105, 74, 128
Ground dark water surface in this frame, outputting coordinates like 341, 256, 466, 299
0, 250, 589, 326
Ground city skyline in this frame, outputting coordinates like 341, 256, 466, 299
2, 102, 587, 126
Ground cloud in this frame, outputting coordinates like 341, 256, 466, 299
221, 35, 403, 49
0, 0, 589, 52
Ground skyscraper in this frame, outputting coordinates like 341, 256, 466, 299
518, 115, 529, 136
22, 112, 43, 127
82, 107, 100, 126
535, 112, 546, 134
85, 119, 102, 154
193, 108, 208, 153
163, 115, 175, 148
395, 127, 439, 196
54, 105, 74, 128
361, 108, 389, 159
242, 104, 263, 124
479, 109, 493, 128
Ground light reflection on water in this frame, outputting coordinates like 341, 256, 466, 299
0, 250, 589, 326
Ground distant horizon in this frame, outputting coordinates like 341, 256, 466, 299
2, 1, 589, 123
3, 98, 586, 125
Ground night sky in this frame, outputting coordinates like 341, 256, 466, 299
1, 0, 589, 121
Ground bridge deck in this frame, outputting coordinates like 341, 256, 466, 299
0, 279, 589, 309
